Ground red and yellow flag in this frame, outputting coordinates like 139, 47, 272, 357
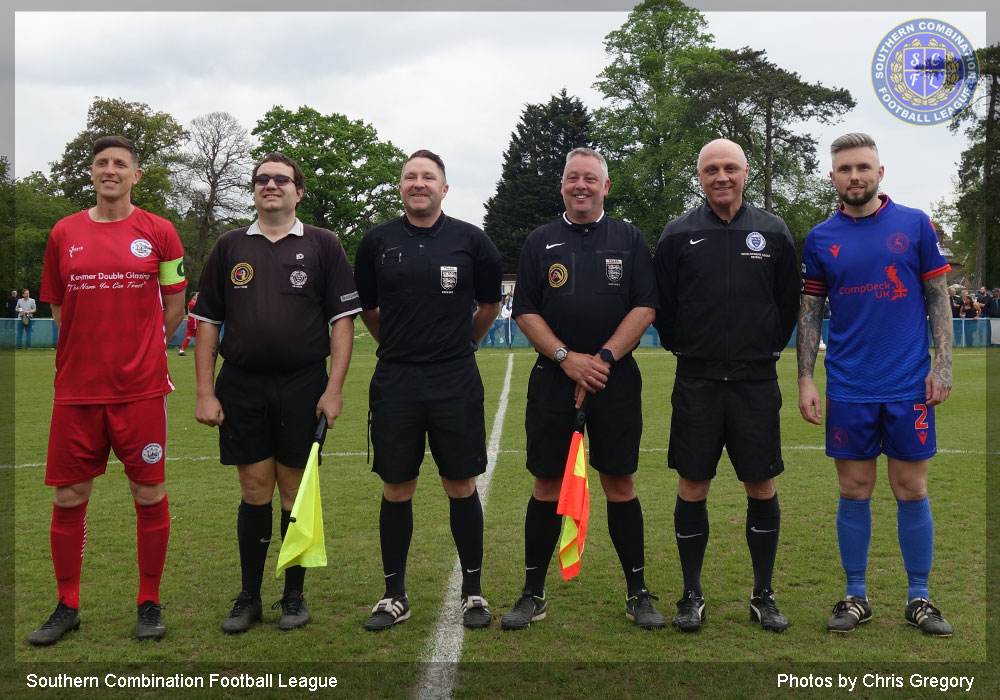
556, 430, 590, 580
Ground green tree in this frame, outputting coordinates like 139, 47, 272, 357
948, 44, 1000, 286
592, 0, 715, 244
251, 106, 406, 259
12, 178, 78, 315
49, 97, 187, 217
174, 111, 254, 287
678, 47, 855, 212
0, 157, 14, 295
483, 89, 593, 272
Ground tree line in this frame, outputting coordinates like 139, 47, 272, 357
2, 0, 996, 309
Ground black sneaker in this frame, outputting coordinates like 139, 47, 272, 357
28, 602, 81, 646
672, 591, 705, 632
135, 600, 166, 640
750, 589, 789, 632
461, 595, 492, 630
220, 591, 263, 634
501, 592, 547, 630
827, 595, 873, 633
625, 589, 666, 629
273, 591, 310, 631
365, 595, 410, 632
905, 598, 953, 637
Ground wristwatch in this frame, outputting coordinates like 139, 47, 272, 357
553, 346, 569, 363
599, 348, 615, 366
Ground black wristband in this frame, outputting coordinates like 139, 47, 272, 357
599, 348, 615, 366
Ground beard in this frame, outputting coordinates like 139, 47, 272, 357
839, 185, 878, 208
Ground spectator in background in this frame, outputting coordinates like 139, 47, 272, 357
975, 286, 990, 305
948, 288, 962, 318
178, 291, 199, 356
981, 288, 1000, 319
959, 293, 980, 319
8, 290, 19, 318
500, 293, 513, 346
16, 289, 37, 349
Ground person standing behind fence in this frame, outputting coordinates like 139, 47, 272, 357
178, 291, 199, 355
502, 147, 664, 631
982, 288, 1000, 319
354, 149, 502, 632
31, 135, 187, 646
16, 289, 36, 349
193, 152, 359, 634
653, 138, 799, 633
8, 290, 19, 318
798, 132, 954, 636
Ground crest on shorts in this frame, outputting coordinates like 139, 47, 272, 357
289, 269, 308, 288
746, 232, 766, 252
141, 443, 163, 464
231, 263, 253, 286
605, 258, 622, 282
831, 428, 849, 448
440, 266, 458, 291
130, 238, 153, 258
548, 263, 568, 288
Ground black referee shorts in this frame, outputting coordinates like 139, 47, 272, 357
525, 355, 642, 478
667, 376, 784, 483
215, 360, 327, 469
369, 355, 488, 484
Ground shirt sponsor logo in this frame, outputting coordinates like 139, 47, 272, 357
746, 231, 766, 252
837, 264, 908, 300
141, 443, 163, 464
130, 239, 153, 258
887, 232, 910, 253
440, 266, 458, 292
68, 245, 84, 258
231, 263, 254, 286
605, 258, 622, 283
548, 263, 568, 288
289, 270, 308, 288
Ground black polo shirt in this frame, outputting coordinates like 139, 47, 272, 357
192, 220, 361, 371
512, 213, 657, 355
354, 214, 502, 363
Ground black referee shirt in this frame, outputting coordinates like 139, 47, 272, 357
513, 213, 657, 356
354, 214, 502, 363
192, 221, 361, 371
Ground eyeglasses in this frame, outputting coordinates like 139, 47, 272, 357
252, 174, 295, 187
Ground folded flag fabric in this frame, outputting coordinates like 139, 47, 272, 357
556, 405, 589, 580
276, 416, 328, 575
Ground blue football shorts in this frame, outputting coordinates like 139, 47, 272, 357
825, 398, 937, 461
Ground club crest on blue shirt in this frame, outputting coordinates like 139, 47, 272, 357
745, 232, 766, 252
289, 269, 308, 288
605, 258, 622, 283
440, 266, 458, 292
887, 232, 910, 253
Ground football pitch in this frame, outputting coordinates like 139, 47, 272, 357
9, 338, 996, 699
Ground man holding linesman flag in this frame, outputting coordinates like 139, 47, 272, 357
503, 147, 664, 631
193, 152, 359, 634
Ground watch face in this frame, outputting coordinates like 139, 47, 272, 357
554, 347, 568, 362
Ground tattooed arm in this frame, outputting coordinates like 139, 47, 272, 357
796, 294, 826, 424
922, 274, 953, 406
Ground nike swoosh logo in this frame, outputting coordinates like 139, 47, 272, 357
750, 526, 777, 534
631, 566, 644, 573
525, 566, 538, 571
259, 538, 271, 544
384, 245, 402, 253
676, 533, 704, 539
545, 242, 565, 249
465, 568, 481, 574
690, 238, 707, 245
384, 572, 397, 578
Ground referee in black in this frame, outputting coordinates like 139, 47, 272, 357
501, 147, 665, 630
193, 153, 360, 634
354, 149, 503, 632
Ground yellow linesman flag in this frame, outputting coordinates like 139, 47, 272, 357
276, 418, 328, 576
556, 430, 590, 580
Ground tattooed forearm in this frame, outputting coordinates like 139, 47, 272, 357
922, 275, 953, 388
797, 294, 826, 378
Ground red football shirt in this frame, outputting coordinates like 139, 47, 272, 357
40, 207, 187, 404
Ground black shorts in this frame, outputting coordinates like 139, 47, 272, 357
215, 360, 327, 469
667, 376, 784, 483
525, 355, 642, 478
369, 356, 487, 483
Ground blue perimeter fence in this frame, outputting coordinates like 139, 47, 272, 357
3, 317, 998, 350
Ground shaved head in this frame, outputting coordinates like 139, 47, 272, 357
697, 139, 747, 171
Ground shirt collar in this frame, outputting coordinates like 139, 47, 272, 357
562, 210, 605, 227
246, 218, 304, 237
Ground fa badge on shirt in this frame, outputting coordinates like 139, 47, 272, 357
440, 266, 457, 293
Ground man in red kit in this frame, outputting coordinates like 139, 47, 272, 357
178, 291, 198, 355
31, 135, 187, 645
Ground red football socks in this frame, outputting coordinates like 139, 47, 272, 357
50, 501, 87, 609
135, 496, 170, 605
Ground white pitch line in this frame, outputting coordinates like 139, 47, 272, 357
415, 353, 514, 700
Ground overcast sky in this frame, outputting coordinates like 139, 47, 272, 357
12, 9, 989, 233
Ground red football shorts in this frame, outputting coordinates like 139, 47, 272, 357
45, 396, 168, 486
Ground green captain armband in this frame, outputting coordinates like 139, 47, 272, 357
159, 257, 186, 286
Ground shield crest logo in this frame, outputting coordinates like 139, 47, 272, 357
440, 266, 458, 291
605, 258, 623, 282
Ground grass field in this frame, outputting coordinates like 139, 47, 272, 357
8, 338, 996, 699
